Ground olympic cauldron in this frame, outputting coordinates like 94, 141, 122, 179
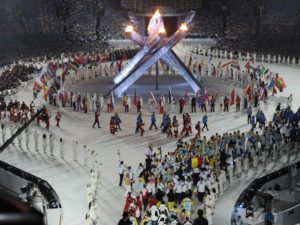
106, 10, 203, 98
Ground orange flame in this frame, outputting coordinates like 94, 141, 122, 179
125, 25, 134, 33
153, 9, 161, 19
158, 27, 166, 34
180, 23, 188, 31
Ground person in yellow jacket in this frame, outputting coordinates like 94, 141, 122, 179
209, 156, 217, 168
124, 173, 131, 197
141, 211, 151, 225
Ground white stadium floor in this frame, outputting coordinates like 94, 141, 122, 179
1, 55, 300, 225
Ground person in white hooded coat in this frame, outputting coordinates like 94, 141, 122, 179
34, 130, 39, 151
235, 156, 242, 178
150, 205, 160, 223
218, 168, 226, 195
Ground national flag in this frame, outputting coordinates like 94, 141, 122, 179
278, 77, 286, 89
68, 62, 79, 71
260, 88, 266, 100
150, 91, 157, 106
33, 79, 43, 97
192, 157, 199, 168
267, 79, 275, 90
76, 55, 85, 65
33, 88, 40, 96
274, 78, 283, 92
197, 91, 202, 108
231, 61, 240, 70
168, 85, 172, 104
259, 66, 269, 76
33, 78, 43, 90
134, 88, 138, 106
48, 65, 57, 78
46, 71, 54, 80
111, 92, 115, 110
245, 61, 250, 73
184, 90, 188, 105
48, 63, 58, 74
230, 88, 235, 106
42, 85, 49, 101
245, 84, 252, 96
221, 60, 234, 68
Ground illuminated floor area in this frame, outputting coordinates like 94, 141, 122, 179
1, 56, 300, 225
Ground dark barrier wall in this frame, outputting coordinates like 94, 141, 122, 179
0, 159, 61, 209
235, 161, 300, 208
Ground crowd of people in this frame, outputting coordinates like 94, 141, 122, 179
0, 63, 36, 94
200, 0, 300, 59
118, 102, 300, 225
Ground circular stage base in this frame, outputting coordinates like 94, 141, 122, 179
72, 75, 243, 100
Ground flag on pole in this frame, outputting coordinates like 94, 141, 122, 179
278, 77, 286, 89
197, 91, 202, 108
230, 88, 235, 106
68, 62, 79, 71
42, 85, 49, 101
184, 90, 188, 105
245, 84, 252, 96
275, 78, 283, 92
267, 78, 275, 90
260, 88, 266, 100
150, 91, 157, 106
221, 61, 234, 68
48, 65, 57, 78
231, 61, 240, 70
259, 66, 269, 76
168, 85, 172, 104
111, 92, 115, 110
245, 61, 250, 73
